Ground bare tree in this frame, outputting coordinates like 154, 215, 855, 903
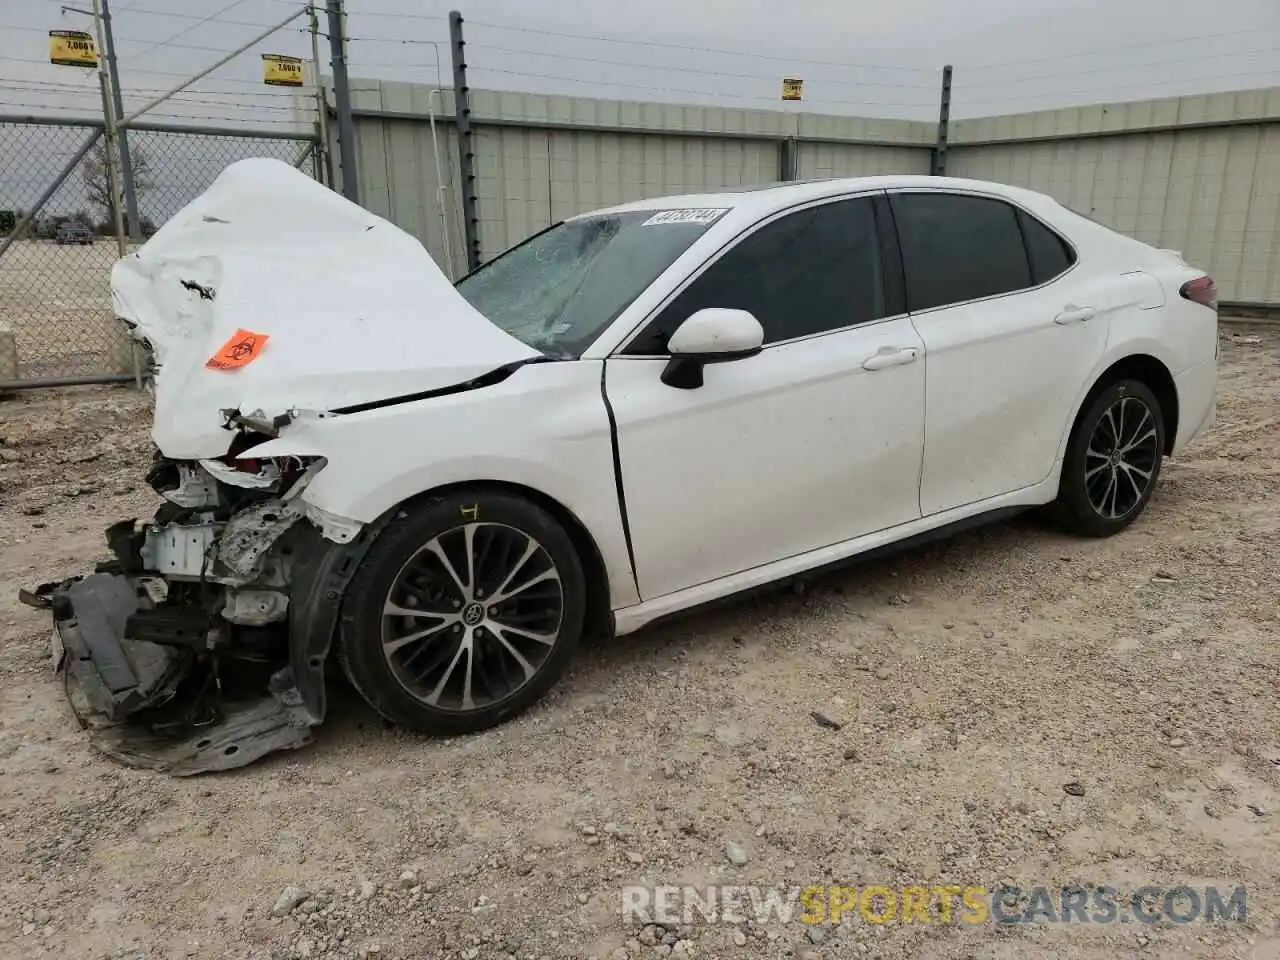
82, 140, 153, 227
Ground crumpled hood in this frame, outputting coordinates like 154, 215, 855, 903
112, 157, 539, 459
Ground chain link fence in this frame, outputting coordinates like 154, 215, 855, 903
0, 117, 320, 389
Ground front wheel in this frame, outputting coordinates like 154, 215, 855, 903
1052, 379, 1166, 537
338, 491, 586, 735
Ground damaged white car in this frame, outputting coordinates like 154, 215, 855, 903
24, 159, 1217, 773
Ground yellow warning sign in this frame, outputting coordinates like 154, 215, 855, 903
262, 53, 305, 87
782, 78, 804, 102
49, 30, 97, 68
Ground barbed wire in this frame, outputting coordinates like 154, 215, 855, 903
2, 7, 1276, 123
3, 76, 308, 100
6, 83, 311, 115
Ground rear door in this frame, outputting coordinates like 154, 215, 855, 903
889, 190, 1110, 515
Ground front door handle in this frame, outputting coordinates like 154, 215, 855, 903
1055, 304, 1096, 324
861, 347, 919, 371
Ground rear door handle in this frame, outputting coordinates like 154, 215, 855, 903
1055, 305, 1096, 324
861, 347, 919, 371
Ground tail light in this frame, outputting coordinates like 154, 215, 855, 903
1180, 275, 1217, 308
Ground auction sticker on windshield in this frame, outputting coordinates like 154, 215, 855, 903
642, 208, 728, 226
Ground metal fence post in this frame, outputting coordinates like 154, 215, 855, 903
449, 10, 481, 272
100, 0, 140, 240
308, 3, 332, 189
326, 0, 359, 203
778, 137, 798, 181
931, 64, 952, 176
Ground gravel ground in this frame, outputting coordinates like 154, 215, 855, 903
0, 327, 1277, 960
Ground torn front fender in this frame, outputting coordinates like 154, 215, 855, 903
280, 512, 393, 725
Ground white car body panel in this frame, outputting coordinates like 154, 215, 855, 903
606, 314, 926, 599
116, 164, 1219, 641
909, 270, 1173, 516
243, 360, 641, 608
610, 475, 1062, 635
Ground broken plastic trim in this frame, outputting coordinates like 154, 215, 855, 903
181, 279, 216, 300
328, 356, 555, 416
222, 408, 293, 438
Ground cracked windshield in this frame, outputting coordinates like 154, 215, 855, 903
455, 209, 725, 357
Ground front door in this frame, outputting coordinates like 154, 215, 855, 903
605, 195, 927, 601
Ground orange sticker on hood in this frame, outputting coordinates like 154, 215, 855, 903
206, 329, 269, 370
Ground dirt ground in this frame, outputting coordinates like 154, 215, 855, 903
0, 327, 1277, 960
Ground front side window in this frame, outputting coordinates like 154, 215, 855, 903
626, 197, 886, 354
890, 193, 1033, 312
456, 209, 725, 358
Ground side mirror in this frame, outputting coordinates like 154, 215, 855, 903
661, 308, 764, 389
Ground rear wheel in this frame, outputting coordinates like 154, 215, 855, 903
1052, 379, 1165, 537
338, 491, 586, 734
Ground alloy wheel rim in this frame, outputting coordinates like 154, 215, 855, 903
1084, 395, 1159, 520
380, 522, 564, 712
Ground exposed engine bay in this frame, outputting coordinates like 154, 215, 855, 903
17, 158, 550, 774
21, 440, 372, 775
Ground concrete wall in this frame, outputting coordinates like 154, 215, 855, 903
949, 88, 1280, 306
345, 79, 1280, 304
345, 80, 935, 277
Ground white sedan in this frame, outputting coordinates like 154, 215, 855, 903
26, 159, 1218, 772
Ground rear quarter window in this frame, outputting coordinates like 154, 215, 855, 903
1017, 209, 1076, 284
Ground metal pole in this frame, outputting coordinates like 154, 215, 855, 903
0, 372, 136, 392
93, 0, 143, 388
0, 129, 102, 261
449, 10, 480, 271
778, 138, 797, 181
308, 2, 332, 187
119, 6, 308, 127
932, 64, 952, 177
427, 88, 454, 279
90, 0, 127, 260
326, 0, 359, 202
99, 0, 139, 239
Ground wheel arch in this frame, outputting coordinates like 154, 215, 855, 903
1066, 353, 1180, 459
286, 478, 615, 731
391, 480, 616, 642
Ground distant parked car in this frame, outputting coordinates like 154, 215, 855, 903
55, 221, 94, 245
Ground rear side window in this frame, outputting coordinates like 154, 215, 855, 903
890, 193, 1033, 312
1018, 209, 1076, 284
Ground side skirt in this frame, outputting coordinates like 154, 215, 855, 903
612, 488, 1053, 636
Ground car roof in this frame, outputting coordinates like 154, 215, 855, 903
576, 175, 1048, 220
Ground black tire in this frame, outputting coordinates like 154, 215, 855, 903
338, 490, 586, 735
1052, 378, 1166, 537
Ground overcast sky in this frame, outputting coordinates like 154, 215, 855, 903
1, 0, 1277, 220
0, 0, 1277, 130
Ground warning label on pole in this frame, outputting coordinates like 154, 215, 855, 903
49, 30, 98, 68
781, 78, 804, 101
262, 53, 305, 87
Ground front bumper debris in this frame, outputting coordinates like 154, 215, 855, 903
21, 450, 373, 775
25, 570, 315, 776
